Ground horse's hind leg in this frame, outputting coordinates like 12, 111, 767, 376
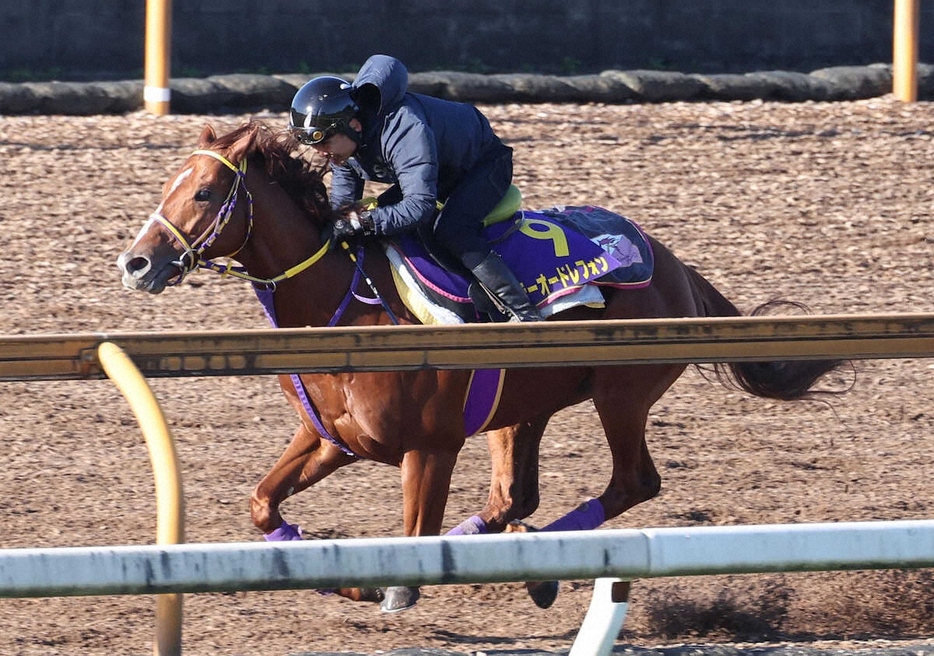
448, 417, 558, 608
588, 364, 684, 521
522, 365, 678, 608
447, 417, 549, 536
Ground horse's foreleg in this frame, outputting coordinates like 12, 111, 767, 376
399, 448, 460, 535
250, 422, 355, 536
380, 447, 460, 613
252, 424, 381, 603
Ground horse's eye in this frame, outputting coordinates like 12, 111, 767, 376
195, 188, 211, 202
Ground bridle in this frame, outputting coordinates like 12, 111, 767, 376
149, 148, 330, 291
148, 147, 398, 325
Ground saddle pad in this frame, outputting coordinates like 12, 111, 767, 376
392, 207, 653, 311
385, 244, 606, 324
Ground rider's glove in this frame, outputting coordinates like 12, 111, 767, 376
323, 206, 377, 246
349, 208, 376, 235
322, 218, 360, 246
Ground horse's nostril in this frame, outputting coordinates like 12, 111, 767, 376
122, 255, 151, 276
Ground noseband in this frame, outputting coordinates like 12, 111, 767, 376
150, 148, 329, 290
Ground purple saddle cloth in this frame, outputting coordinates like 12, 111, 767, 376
392, 206, 654, 320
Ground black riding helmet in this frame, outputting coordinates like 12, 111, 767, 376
288, 76, 360, 145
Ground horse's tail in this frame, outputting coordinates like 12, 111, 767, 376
684, 264, 850, 402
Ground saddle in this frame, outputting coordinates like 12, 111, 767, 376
384, 186, 655, 324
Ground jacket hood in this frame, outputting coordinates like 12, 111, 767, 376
352, 54, 408, 114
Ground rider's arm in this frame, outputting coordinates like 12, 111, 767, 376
329, 163, 365, 210
364, 113, 438, 236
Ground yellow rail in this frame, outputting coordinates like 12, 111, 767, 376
97, 343, 184, 656
144, 0, 173, 115
0, 314, 933, 381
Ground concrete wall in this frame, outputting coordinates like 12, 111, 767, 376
1, 0, 930, 81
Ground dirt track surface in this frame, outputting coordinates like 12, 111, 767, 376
1, 97, 933, 655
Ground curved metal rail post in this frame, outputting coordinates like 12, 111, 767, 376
570, 578, 631, 656
97, 342, 184, 656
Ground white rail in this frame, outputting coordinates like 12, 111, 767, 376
2, 520, 932, 653
5, 315, 932, 653
4, 521, 933, 596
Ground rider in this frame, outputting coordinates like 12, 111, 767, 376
287, 54, 542, 322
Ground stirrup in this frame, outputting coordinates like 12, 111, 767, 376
507, 305, 544, 322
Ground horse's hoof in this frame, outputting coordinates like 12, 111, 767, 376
339, 587, 384, 603
379, 585, 420, 613
526, 580, 559, 609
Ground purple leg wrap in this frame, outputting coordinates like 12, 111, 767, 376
541, 499, 605, 533
445, 515, 489, 536
264, 521, 303, 541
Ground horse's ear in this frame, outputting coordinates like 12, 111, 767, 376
226, 122, 260, 164
199, 125, 217, 147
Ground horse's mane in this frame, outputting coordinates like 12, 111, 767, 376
211, 121, 334, 225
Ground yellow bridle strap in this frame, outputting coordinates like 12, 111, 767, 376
197, 238, 332, 287
151, 212, 196, 253
276, 239, 332, 280
191, 149, 242, 173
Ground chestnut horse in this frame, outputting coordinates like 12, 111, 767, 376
117, 122, 844, 612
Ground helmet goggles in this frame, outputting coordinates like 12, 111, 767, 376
289, 123, 338, 146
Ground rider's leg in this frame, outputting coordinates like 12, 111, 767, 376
433, 146, 542, 322
469, 251, 543, 322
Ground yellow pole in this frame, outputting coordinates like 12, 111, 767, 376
144, 0, 173, 115
97, 342, 184, 656
893, 0, 920, 102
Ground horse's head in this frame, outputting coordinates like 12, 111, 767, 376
118, 124, 260, 294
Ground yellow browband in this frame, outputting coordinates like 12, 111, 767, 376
191, 149, 240, 172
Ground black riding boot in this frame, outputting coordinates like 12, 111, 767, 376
470, 252, 543, 322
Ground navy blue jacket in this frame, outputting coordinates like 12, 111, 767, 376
329, 55, 505, 236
